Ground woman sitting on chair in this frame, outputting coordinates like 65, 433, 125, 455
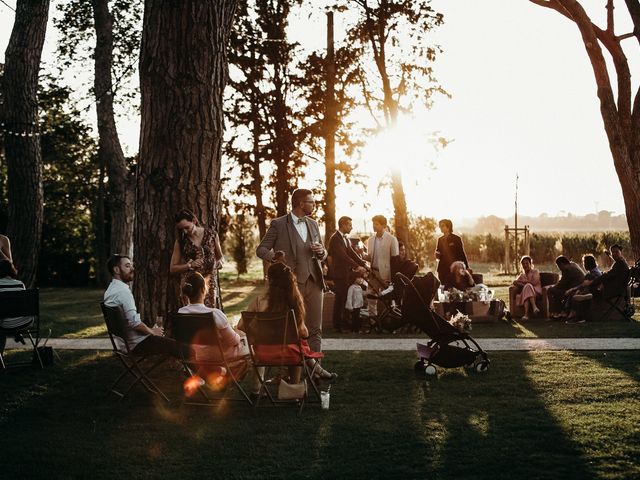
241, 261, 337, 383
512, 255, 542, 320
449, 261, 475, 291
177, 272, 249, 362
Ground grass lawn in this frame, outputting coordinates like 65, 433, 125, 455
0, 350, 638, 479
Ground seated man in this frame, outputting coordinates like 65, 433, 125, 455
0, 259, 34, 356
586, 244, 629, 300
103, 254, 180, 358
547, 255, 585, 319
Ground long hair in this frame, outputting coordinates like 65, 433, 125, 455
174, 208, 199, 253
265, 262, 305, 324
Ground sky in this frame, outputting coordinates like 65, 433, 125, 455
1, 0, 637, 229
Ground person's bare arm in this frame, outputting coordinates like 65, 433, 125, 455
169, 239, 203, 274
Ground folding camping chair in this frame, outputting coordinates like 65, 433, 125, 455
598, 266, 633, 322
241, 310, 322, 412
170, 312, 253, 406
0, 289, 42, 370
100, 303, 170, 403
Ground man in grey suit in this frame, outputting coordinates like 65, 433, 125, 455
256, 188, 327, 352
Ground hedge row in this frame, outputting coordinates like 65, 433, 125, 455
458, 231, 630, 264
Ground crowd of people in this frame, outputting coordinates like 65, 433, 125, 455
1, 187, 635, 384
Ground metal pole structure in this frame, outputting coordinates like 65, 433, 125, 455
324, 11, 337, 240
514, 173, 519, 272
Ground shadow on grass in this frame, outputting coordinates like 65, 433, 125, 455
412, 352, 596, 479
1, 351, 635, 479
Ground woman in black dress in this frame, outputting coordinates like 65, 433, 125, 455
434, 219, 469, 289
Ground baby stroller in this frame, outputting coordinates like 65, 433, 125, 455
365, 260, 419, 333
395, 272, 490, 375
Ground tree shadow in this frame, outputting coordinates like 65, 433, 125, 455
414, 352, 597, 479
0, 351, 619, 479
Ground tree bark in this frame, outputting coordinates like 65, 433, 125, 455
92, 0, 135, 258
135, 0, 238, 319
2, 0, 50, 287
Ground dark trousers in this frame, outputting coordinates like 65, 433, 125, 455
548, 286, 567, 314
133, 335, 180, 359
350, 308, 362, 332
332, 277, 349, 330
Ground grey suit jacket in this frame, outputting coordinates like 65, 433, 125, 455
256, 213, 327, 288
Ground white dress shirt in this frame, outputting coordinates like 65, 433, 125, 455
103, 279, 148, 350
291, 213, 308, 243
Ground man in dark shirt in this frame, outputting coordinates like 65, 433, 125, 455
327, 216, 368, 332
586, 244, 629, 298
548, 255, 585, 318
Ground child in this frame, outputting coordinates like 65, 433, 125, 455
345, 273, 366, 333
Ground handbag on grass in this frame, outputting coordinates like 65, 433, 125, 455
277, 379, 307, 400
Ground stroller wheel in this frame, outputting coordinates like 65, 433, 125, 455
414, 360, 425, 373
425, 364, 437, 376
475, 361, 489, 373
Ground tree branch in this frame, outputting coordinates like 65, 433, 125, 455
623, 0, 640, 44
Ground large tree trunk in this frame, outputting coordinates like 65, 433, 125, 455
2, 0, 50, 287
135, 0, 238, 319
92, 0, 135, 258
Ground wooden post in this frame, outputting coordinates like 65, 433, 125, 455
504, 225, 510, 274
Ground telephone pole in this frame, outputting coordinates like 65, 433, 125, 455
324, 10, 337, 240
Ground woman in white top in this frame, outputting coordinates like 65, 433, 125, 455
177, 272, 249, 362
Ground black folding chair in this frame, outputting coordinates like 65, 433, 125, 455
170, 312, 253, 406
100, 303, 170, 403
241, 310, 322, 412
0, 289, 41, 370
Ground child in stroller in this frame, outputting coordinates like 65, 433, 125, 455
395, 272, 490, 375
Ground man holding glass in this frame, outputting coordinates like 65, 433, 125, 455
103, 254, 180, 358
256, 188, 327, 352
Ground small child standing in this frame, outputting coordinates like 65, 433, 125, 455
345, 274, 366, 333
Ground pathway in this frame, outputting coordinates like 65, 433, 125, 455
6, 337, 640, 351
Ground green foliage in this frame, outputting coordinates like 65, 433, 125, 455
54, 0, 142, 106
37, 78, 99, 285
529, 233, 559, 264
343, 0, 448, 123
227, 213, 257, 277
407, 215, 436, 269
600, 231, 630, 252
561, 234, 599, 262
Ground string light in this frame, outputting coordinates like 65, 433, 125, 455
0, 121, 40, 137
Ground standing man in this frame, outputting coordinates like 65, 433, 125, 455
327, 216, 368, 333
256, 189, 327, 352
366, 215, 399, 285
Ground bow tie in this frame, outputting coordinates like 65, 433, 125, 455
297, 218, 306, 224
